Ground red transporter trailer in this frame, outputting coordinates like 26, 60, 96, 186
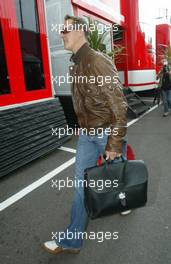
0, 0, 69, 178
115, 0, 156, 92
156, 24, 171, 73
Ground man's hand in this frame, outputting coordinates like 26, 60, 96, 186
105, 151, 122, 161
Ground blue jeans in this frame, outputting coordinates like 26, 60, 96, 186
162, 90, 171, 113
55, 130, 127, 249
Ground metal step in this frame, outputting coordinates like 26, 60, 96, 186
124, 88, 150, 118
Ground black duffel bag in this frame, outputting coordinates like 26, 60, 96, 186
84, 158, 148, 219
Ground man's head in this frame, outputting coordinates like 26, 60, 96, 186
163, 64, 169, 73
60, 15, 89, 53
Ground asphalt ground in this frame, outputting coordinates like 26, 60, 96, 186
0, 104, 171, 264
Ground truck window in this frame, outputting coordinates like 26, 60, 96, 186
15, 0, 45, 91
113, 24, 123, 42
0, 23, 10, 95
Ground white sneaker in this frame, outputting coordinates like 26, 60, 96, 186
44, 240, 59, 251
43, 240, 80, 254
120, 210, 132, 215
163, 112, 169, 117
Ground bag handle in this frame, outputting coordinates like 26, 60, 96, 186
103, 154, 128, 183
103, 154, 125, 163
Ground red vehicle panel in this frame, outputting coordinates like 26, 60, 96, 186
72, 0, 124, 25
116, 0, 156, 91
0, 0, 52, 107
156, 24, 171, 73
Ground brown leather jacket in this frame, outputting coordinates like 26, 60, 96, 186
69, 43, 128, 153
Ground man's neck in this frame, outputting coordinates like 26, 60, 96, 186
72, 41, 87, 54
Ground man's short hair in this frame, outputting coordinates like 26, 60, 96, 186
64, 14, 89, 38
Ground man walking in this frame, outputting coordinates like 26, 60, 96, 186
43, 15, 128, 254
158, 64, 171, 116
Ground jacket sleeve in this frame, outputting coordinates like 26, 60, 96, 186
92, 54, 128, 153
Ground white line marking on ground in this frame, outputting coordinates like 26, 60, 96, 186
127, 104, 159, 127
59, 146, 76, 153
0, 157, 75, 212
0, 103, 160, 212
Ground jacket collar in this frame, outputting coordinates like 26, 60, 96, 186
70, 42, 90, 64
